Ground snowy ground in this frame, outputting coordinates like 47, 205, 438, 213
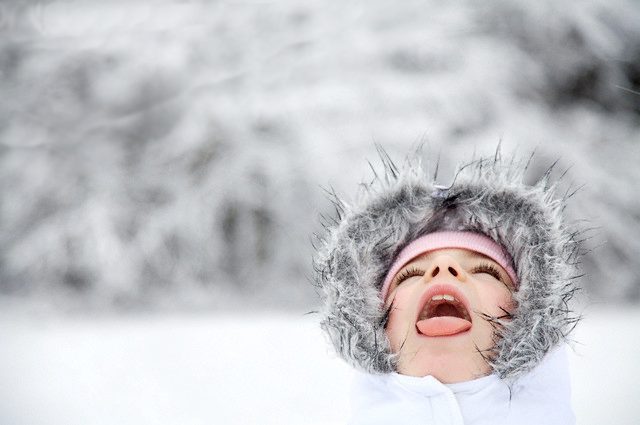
1, 307, 639, 425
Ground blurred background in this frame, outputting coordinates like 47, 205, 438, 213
0, 1, 639, 424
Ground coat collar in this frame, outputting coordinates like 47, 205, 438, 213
349, 346, 575, 425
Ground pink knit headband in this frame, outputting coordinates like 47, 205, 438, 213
380, 231, 518, 299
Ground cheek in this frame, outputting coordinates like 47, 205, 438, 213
384, 285, 417, 350
477, 284, 514, 315
472, 285, 514, 353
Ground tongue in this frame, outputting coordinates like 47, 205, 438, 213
416, 317, 472, 337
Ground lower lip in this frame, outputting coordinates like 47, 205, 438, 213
416, 317, 472, 337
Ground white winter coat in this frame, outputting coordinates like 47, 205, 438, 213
348, 346, 575, 425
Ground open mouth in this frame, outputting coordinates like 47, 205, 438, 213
416, 288, 472, 337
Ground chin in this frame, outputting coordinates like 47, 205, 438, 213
400, 352, 491, 383
396, 330, 493, 383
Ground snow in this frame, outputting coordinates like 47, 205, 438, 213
1, 307, 639, 425
1, 3, 640, 422
2, 0, 640, 308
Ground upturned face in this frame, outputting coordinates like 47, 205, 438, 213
383, 248, 515, 383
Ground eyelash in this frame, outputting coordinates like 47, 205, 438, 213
393, 262, 505, 286
394, 267, 425, 286
471, 263, 503, 281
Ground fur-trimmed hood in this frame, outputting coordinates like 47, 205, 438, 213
313, 149, 583, 381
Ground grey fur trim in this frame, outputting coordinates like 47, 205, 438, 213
312, 149, 583, 380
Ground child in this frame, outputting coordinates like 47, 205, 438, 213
313, 151, 582, 424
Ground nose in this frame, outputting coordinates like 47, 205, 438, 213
424, 254, 467, 283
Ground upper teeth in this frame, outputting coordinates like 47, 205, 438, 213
432, 294, 455, 301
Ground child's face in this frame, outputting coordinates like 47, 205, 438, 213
383, 248, 515, 383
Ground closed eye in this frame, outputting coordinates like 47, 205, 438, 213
393, 266, 424, 286
471, 263, 503, 282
